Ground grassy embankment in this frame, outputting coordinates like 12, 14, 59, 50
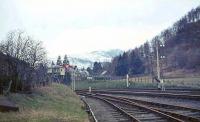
76, 77, 200, 90
164, 77, 200, 88
76, 80, 157, 90
0, 83, 88, 122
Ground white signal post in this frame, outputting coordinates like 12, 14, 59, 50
89, 86, 91, 92
126, 74, 129, 88
156, 43, 165, 91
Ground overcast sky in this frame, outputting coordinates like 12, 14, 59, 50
0, 0, 199, 58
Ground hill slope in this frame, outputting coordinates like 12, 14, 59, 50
69, 49, 123, 68
109, 6, 200, 76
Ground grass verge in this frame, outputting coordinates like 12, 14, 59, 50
76, 80, 158, 90
164, 77, 200, 89
76, 78, 200, 90
0, 83, 88, 122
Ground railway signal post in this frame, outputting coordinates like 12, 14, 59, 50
156, 43, 165, 91
126, 74, 129, 88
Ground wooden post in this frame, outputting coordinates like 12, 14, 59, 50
4, 80, 12, 96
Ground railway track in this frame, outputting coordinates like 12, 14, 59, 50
77, 89, 200, 95
96, 97, 181, 122
79, 90, 200, 100
98, 89, 200, 95
83, 96, 136, 122
93, 97, 139, 122
96, 93, 200, 122
77, 88, 200, 92
78, 91, 200, 122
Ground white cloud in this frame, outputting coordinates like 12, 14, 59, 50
46, 24, 166, 57
1, 0, 199, 58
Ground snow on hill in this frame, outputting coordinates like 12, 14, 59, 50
69, 49, 123, 68
68, 57, 93, 68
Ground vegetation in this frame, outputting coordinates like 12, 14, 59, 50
0, 30, 48, 92
163, 77, 200, 89
107, 6, 200, 77
0, 83, 88, 122
0, 30, 47, 68
52, 55, 72, 85
92, 62, 103, 75
76, 77, 200, 90
55, 55, 70, 66
56, 56, 62, 65
86, 62, 103, 76
76, 80, 157, 90
63, 55, 70, 65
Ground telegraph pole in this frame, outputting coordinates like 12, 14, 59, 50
71, 71, 74, 90
156, 42, 165, 91
156, 44, 160, 80
73, 70, 76, 91
71, 69, 75, 91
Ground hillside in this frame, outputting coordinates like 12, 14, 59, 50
69, 49, 123, 68
0, 83, 88, 122
109, 6, 200, 76
165, 20, 200, 70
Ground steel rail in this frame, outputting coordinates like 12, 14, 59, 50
94, 93, 200, 122
94, 96, 140, 122
79, 93, 140, 122
79, 92, 183, 122
90, 90, 200, 100
96, 95, 184, 122
80, 96, 98, 122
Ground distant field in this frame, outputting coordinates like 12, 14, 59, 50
76, 76, 200, 90
0, 83, 88, 122
163, 77, 200, 88
75, 80, 157, 90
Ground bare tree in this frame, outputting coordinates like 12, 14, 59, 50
0, 30, 47, 69
28, 41, 47, 68
0, 30, 48, 91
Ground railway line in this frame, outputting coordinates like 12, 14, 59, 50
77, 89, 200, 100
82, 96, 135, 122
77, 88, 200, 94
77, 91, 200, 122
97, 89, 200, 95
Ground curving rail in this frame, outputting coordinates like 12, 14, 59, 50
78, 92, 185, 122
95, 93, 200, 122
